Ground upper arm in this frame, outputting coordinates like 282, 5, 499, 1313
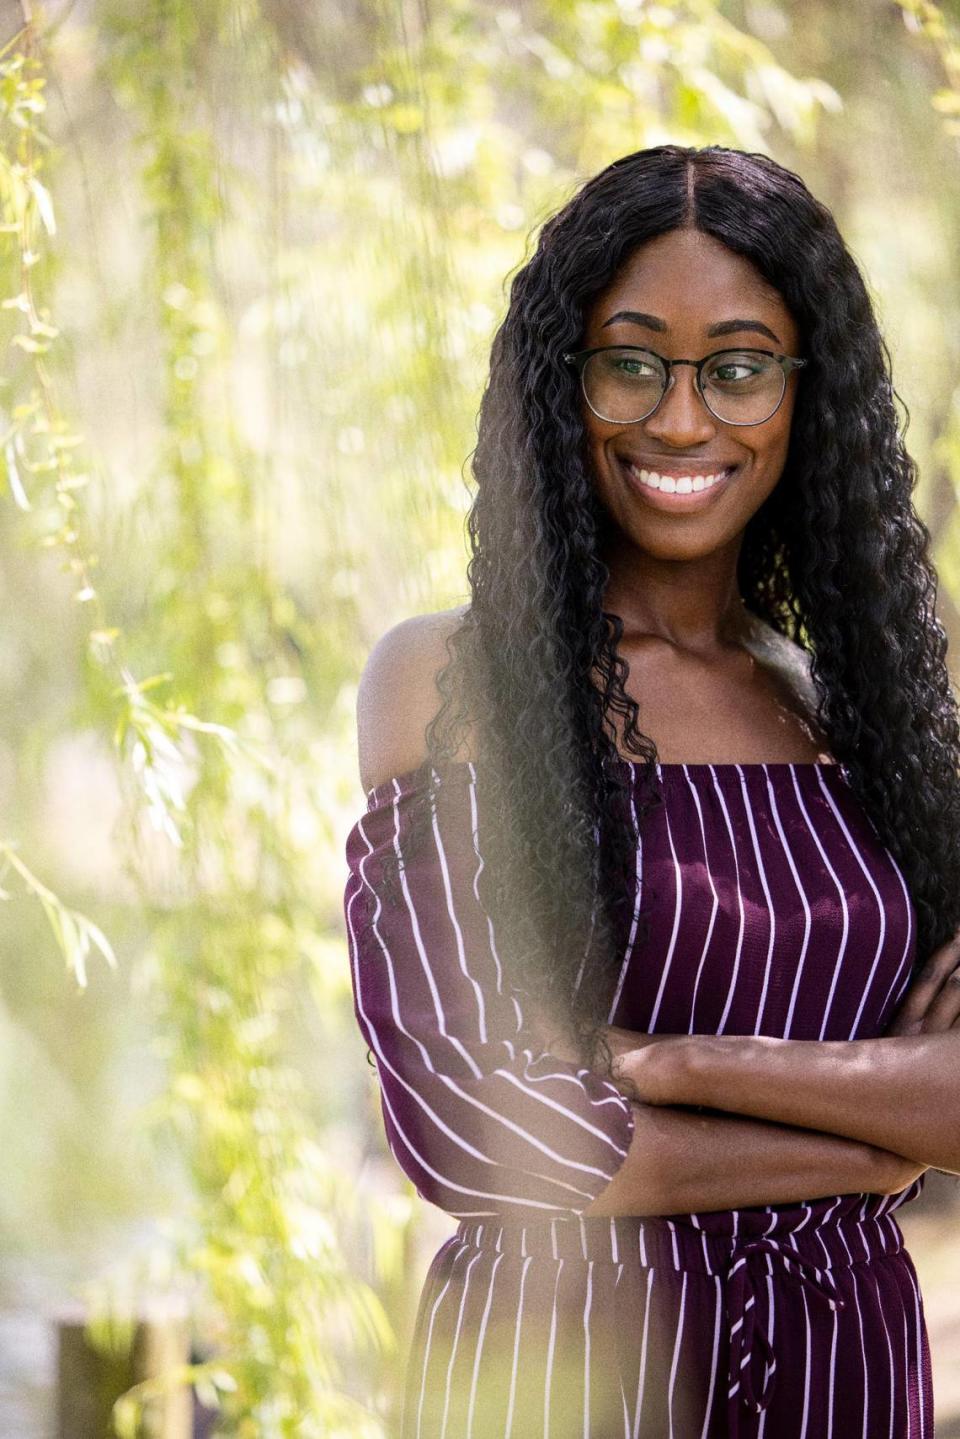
356, 607, 469, 793
343, 749, 637, 1218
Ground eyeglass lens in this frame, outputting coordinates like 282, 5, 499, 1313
581, 348, 786, 426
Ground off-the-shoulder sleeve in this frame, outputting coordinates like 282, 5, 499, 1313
343, 761, 635, 1220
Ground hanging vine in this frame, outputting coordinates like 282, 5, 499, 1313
89, 1, 397, 1432
1, 6, 395, 1434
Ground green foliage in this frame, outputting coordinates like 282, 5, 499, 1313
0, 32, 120, 985
85, 1, 399, 1431
3, 0, 960, 1435
897, 0, 960, 136
0, 5, 392, 1434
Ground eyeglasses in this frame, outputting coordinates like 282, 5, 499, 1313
562, 345, 808, 427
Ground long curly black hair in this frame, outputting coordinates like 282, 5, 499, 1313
411, 143, 960, 1071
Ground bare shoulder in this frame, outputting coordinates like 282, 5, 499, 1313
356, 604, 472, 793
742, 615, 820, 714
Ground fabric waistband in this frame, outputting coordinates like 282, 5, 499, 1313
454, 1205, 906, 1275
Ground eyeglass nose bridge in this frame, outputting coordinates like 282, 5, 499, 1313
660, 356, 705, 394
643, 356, 715, 422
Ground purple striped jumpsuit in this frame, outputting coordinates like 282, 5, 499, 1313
343, 757, 935, 1437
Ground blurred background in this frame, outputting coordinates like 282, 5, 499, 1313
1, 0, 959, 1433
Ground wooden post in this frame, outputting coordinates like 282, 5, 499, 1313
55, 1297, 192, 1439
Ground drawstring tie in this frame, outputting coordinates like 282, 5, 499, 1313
726, 1237, 846, 1425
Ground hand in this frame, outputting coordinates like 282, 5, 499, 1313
886, 926, 960, 1036
610, 1033, 693, 1105
533, 1020, 681, 1074
603, 1025, 682, 1063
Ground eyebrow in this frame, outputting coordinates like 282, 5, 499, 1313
600, 310, 782, 345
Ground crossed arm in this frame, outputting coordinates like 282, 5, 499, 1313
579, 931, 960, 1217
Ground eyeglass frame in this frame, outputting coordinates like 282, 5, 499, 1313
561, 344, 808, 427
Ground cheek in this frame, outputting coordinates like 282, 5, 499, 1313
581, 417, 616, 477
754, 404, 795, 471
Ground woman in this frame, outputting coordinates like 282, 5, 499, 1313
344, 144, 960, 1437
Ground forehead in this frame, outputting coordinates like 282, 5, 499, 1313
587, 228, 792, 330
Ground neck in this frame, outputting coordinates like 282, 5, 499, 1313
601, 539, 751, 654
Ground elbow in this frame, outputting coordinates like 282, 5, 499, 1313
373, 1053, 638, 1219
382, 1124, 622, 1221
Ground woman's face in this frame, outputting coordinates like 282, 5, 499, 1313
577, 227, 802, 562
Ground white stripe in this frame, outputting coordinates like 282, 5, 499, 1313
502, 1255, 533, 1439
647, 788, 686, 1031
764, 767, 815, 1039
757, 1270, 776, 1439
465, 765, 524, 1030
825, 1285, 839, 1439
464, 767, 494, 1020
416, 1246, 468, 1438
785, 769, 851, 1039
573, 898, 597, 996
699, 1275, 723, 1439
814, 770, 890, 1039
874, 844, 917, 1021
903, 1256, 927, 1439
607, 788, 643, 1023
632, 1269, 655, 1439
798, 1277, 812, 1439
690, 1212, 713, 1275
351, 820, 445, 1074
867, 1266, 897, 1439
583, 1262, 593, 1438
791, 1202, 813, 1239
737, 763, 779, 1034
390, 783, 483, 1077
848, 1264, 870, 1439
431, 779, 488, 1042
466, 1250, 505, 1439
440, 1250, 484, 1439
898, 1264, 913, 1439
709, 768, 749, 1034
614, 1262, 629, 1439
814, 1197, 842, 1270
543, 1258, 564, 1439
682, 771, 721, 1033
666, 1271, 688, 1439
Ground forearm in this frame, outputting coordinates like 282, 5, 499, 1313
581, 1102, 907, 1217
628, 1031, 960, 1175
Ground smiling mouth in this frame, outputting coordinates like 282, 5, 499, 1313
623, 461, 737, 494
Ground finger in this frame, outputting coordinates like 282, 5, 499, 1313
889, 933, 960, 1034
919, 962, 960, 1034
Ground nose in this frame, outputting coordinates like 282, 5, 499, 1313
642, 364, 718, 448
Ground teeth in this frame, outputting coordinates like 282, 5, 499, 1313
632, 465, 729, 493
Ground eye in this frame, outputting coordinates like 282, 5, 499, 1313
607, 353, 659, 379
712, 361, 760, 383
705, 352, 776, 387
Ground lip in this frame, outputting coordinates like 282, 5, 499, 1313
619, 457, 739, 513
